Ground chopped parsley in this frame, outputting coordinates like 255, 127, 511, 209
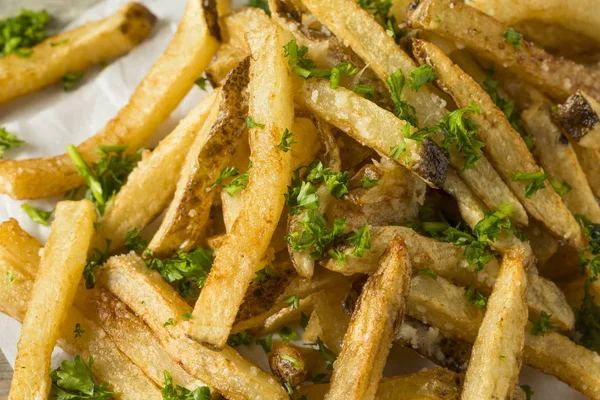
281, 354, 302, 367
503, 28, 523, 50
312, 337, 337, 366
287, 210, 347, 259
352, 84, 374, 99
50, 38, 69, 47
62, 71, 84, 91
389, 142, 406, 159
473, 202, 516, 242
247, 0, 271, 16
194, 76, 208, 90
347, 223, 371, 257
305, 161, 350, 198
549, 178, 572, 196
279, 326, 298, 343
0, 127, 24, 159
360, 176, 379, 188
83, 240, 111, 289
67, 144, 142, 215
161, 370, 210, 400
0, 9, 50, 58
211, 166, 239, 188
144, 247, 214, 299
50, 355, 114, 400
224, 163, 251, 196
512, 169, 548, 198
387, 69, 418, 126
182, 312, 193, 320
20, 204, 53, 226
227, 331, 253, 347
357, 0, 404, 42
499, 354, 506, 360
520, 385, 534, 400
575, 268, 600, 354
418, 268, 437, 280
74, 323, 84, 338
125, 228, 147, 251
464, 283, 487, 308
285, 295, 300, 309
5, 271, 14, 284
407, 65, 437, 92
278, 128, 295, 152
246, 116, 265, 129
253, 265, 276, 283
283, 40, 329, 79
300, 312, 310, 329
530, 311, 552, 336
329, 61, 359, 89
256, 334, 273, 353
163, 318, 175, 327
576, 214, 600, 255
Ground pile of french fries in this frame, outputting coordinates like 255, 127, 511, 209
2, 0, 600, 398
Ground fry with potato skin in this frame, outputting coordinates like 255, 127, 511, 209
326, 237, 411, 400
0, 2, 156, 106
0, 0, 221, 199
461, 249, 528, 400
188, 23, 294, 348
553, 91, 600, 149
411, 38, 583, 248
9, 200, 96, 399
406, 0, 600, 101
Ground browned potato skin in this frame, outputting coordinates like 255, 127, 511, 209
553, 91, 600, 149
268, 342, 308, 388
406, 0, 600, 102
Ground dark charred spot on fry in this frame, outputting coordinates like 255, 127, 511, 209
203, 0, 221, 42
414, 138, 448, 188
553, 92, 600, 141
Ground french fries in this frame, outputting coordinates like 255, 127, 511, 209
100, 253, 290, 400
93, 90, 219, 251
461, 249, 528, 400
148, 58, 250, 256
9, 201, 96, 399
411, 38, 584, 248
572, 144, 600, 199
188, 23, 294, 348
406, 0, 600, 102
268, 342, 309, 388
0, 0, 221, 199
553, 91, 600, 150
0, 2, 156, 106
326, 238, 411, 400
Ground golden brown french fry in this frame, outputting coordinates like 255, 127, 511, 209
9, 200, 96, 399
406, 0, 600, 102
553, 91, 600, 149
461, 249, 528, 400
0, 0, 221, 199
406, 275, 600, 398
148, 58, 250, 256
268, 342, 308, 389
100, 254, 289, 400
0, 2, 156, 106
467, 0, 600, 44
522, 102, 600, 222
310, 286, 352, 355
188, 23, 294, 348
411, 38, 584, 249
572, 143, 600, 199
93, 91, 219, 251
327, 238, 411, 400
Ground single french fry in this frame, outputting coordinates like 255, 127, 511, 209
148, 58, 250, 256
553, 91, 600, 149
0, 2, 156, 106
572, 143, 600, 199
326, 237, 411, 400
0, 0, 221, 199
100, 253, 289, 400
461, 249, 528, 400
9, 200, 96, 399
188, 23, 294, 348
93, 90, 219, 251
406, 0, 600, 101
412, 38, 583, 249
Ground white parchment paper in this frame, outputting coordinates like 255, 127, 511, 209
0, 1, 586, 398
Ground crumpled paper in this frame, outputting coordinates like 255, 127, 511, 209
0, 1, 585, 398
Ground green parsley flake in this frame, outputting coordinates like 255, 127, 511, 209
162, 370, 210, 400
418, 268, 437, 280
285, 295, 300, 309
247, 0, 271, 16
20, 204, 53, 226
576, 214, 600, 255
352, 84, 374, 99
520, 385, 534, 400
5, 271, 14, 284
62, 71, 84, 91
530, 311, 552, 336
50, 355, 115, 399
163, 318, 175, 327
407, 65, 437, 92
74, 323, 84, 338
300, 312, 310, 329
503, 28, 523, 50
387, 69, 418, 126
0, 9, 50, 58
227, 331, 253, 347
246, 116, 265, 129
256, 334, 273, 353
182, 312, 193, 320
464, 283, 487, 308
329, 61, 359, 89
549, 178, 572, 196
389, 142, 406, 159
125, 227, 147, 251
212, 166, 239, 188
50, 38, 69, 47
195, 76, 208, 90
83, 239, 111, 289
278, 128, 296, 152
281, 354, 302, 367
253, 265, 277, 283
512, 169, 547, 198
279, 326, 298, 343
0, 127, 24, 159
360, 176, 379, 188
314, 337, 337, 365
347, 223, 372, 257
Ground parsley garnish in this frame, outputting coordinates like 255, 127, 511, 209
352, 84, 374, 99
50, 355, 115, 400
182, 312, 193, 319
285, 295, 300, 309
163, 318, 175, 327
195, 76, 208, 90
67, 144, 142, 215
125, 228, 147, 251
360, 176, 379, 188
520, 385, 534, 400
227, 331, 253, 347
347, 223, 371, 257
5, 271, 14, 284
50, 39, 69, 47
512, 169, 548, 198
0, 127, 24, 159
313, 337, 337, 366
279, 326, 298, 343
387, 69, 418, 126
473, 202, 516, 242
247, 0, 271, 16
407, 65, 437, 92
576, 263, 600, 354
20, 204, 53, 226
62, 71, 84, 91
503, 28, 523, 50
300, 312, 310, 329
418, 268, 437, 280
223, 163, 251, 196
287, 210, 347, 259
83, 240, 111, 289
253, 265, 276, 283
246, 116, 265, 129
464, 283, 487, 308
211, 166, 239, 189
281, 354, 301, 367
389, 143, 406, 159
357, 0, 403, 42
329, 61, 359, 89
549, 178, 572, 196
278, 129, 295, 152
328, 248, 349, 264
0, 9, 50, 58
161, 370, 210, 400
283, 40, 329, 79
499, 354, 506, 360
531, 311, 552, 336
144, 247, 214, 298
257, 335, 273, 353
305, 161, 350, 198
74, 323, 84, 338
576, 214, 600, 255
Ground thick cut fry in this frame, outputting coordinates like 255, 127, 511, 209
553, 91, 600, 149
148, 58, 250, 256
0, 0, 221, 199
324, 225, 573, 330
188, 23, 294, 348
268, 342, 308, 388
299, 0, 527, 225
461, 249, 528, 400
93, 91, 218, 251
522, 102, 600, 222
0, 2, 156, 106
406, 0, 600, 102
295, 78, 448, 188
572, 144, 600, 199
9, 201, 96, 399
100, 254, 289, 400
412, 39, 583, 248
311, 287, 352, 355
326, 238, 411, 400
406, 275, 600, 398
467, 0, 600, 44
